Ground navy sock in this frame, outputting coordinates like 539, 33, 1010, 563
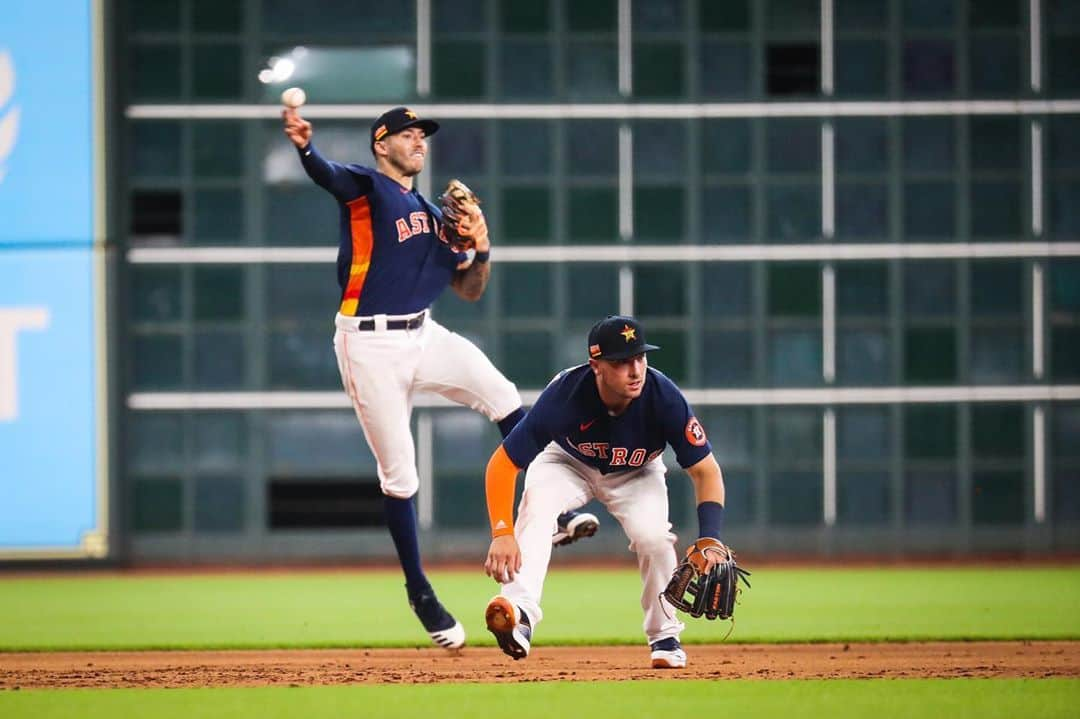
497, 407, 525, 438
383, 495, 430, 597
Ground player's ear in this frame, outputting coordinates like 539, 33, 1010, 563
588, 359, 600, 375
373, 140, 388, 159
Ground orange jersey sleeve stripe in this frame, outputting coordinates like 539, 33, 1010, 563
486, 444, 520, 538
339, 196, 374, 316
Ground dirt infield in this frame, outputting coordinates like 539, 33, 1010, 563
1, 641, 1077, 689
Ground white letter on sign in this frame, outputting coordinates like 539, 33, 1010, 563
0, 308, 50, 421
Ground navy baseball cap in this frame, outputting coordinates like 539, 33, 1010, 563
587, 315, 660, 361
370, 106, 439, 150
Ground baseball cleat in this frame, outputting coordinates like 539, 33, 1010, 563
485, 595, 531, 660
552, 510, 600, 547
649, 637, 687, 669
409, 590, 466, 650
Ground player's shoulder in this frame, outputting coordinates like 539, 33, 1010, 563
543, 364, 590, 391
343, 163, 376, 177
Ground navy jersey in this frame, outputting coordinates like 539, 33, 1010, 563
298, 143, 463, 316
503, 365, 712, 474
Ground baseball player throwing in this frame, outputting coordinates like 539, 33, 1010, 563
481, 315, 729, 668
282, 104, 595, 651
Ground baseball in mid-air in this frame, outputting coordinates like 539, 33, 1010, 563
281, 87, 306, 108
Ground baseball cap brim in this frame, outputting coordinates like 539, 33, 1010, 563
596, 343, 660, 361
399, 118, 440, 137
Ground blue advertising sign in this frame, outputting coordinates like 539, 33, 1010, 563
0, 1, 95, 245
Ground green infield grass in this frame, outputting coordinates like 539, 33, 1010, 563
1, 566, 1077, 651
1, 679, 1077, 719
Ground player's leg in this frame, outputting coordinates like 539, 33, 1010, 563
596, 462, 686, 667
334, 327, 464, 649
487, 446, 592, 658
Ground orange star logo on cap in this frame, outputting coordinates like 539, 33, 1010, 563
621, 325, 636, 342
404, 109, 417, 119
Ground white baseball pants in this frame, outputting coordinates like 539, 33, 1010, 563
333, 311, 521, 499
499, 443, 685, 645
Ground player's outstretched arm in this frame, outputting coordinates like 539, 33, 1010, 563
282, 108, 361, 200
484, 444, 522, 582
686, 454, 727, 573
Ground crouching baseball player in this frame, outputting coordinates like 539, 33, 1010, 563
481, 315, 732, 668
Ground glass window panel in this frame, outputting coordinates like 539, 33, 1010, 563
904, 181, 956, 237
132, 189, 183, 236
1052, 470, 1080, 521
647, 330, 688, 384
837, 263, 889, 317
634, 266, 687, 316
432, 42, 486, 98
971, 261, 1023, 315
567, 121, 617, 175
904, 404, 957, 458
132, 0, 180, 31
768, 408, 824, 455
265, 187, 339, 246
905, 471, 958, 523
1048, 0, 1080, 24
193, 330, 245, 388
501, 186, 551, 242
567, 0, 617, 31
970, 36, 1021, 94
769, 330, 822, 385
971, 181, 1023, 237
194, 476, 245, 531
1049, 117, 1080, 170
263, 0, 413, 34
267, 265, 337, 321
193, 188, 244, 244
633, 43, 685, 98
701, 0, 750, 30
132, 122, 182, 178
769, 472, 823, 525
766, 183, 821, 241
970, 0, 1022, 28
903, 118, 955, 172
971, 328, 1025, 382
970, 116, 1022, 171
837, 181, 889, 238
567, 41, 619, 99
193, 413, 246, 471
501, 264, 552, 317
838, 472, 891, 525
193, 122, 244, 178
568, 265, 618, 319
132, 44, 181, 100
972, 471, 1025, 525
703, 330, 753, 386
434, 0, 488, 32
905, 261, 956, 315
633, 186, 685, 240
905, 327, 957, 382
720, 470, 755, 524
702, 263, 752, 315
1049, 37, 1080, 94
767, 0, 820, 28
129, 413, 183, 470
972, 404, 1025, 459
194, 266, 244, 320
767, 44, 821, 96
434, 410, 493, 472
700, 40, 753, 98
501, 330, 554, 386
499, 0, 550, 32
132, 267, 183, 323
1051, 260, 1080, 311
132, 479, 183, 532
838, 329, 891, 384
1050, 181, 1080, 236
836, 0, 888, 29
634, 120, 687, 175
702, 120, 752, 173
568, 187, 617, 242
838, 406, 891, 460
1053, 405, 1080, 459
903, 0, 954, 28
633, 0, 684, 31
133, 334, 183, 390
769, 264, 821, 317
767, 119, 821, 173
192, 43, 243, 100
431, 120, 486, 176
1051, 327, 1080, 380
266, 411, 376, 474
702, 184, 752, 243
193, 0, 243, 32
835, 39, 887, 96
499, 40, 553, 98
903, 40, 956, 94
836, 118, 889, 173
269, 329, 339, 389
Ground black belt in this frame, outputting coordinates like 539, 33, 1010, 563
354, 312, 426, 331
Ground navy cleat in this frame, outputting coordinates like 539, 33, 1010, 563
649, 637, 687, 669
409, 590, 466, 650
485, 595, 532, 660
552, 510, 600, 547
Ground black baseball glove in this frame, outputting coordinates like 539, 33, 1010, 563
438, 179, 487, 252
662, 537, 751, 621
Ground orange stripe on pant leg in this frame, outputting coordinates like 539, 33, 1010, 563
339, 196, 373, 315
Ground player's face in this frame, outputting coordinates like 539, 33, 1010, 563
381, 127, 428, 176
593, 353, 648, 401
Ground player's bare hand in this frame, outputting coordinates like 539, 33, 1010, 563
282, 108, 312, 148
485, 535, 521, 584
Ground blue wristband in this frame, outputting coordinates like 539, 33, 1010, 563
697, 501, 724, 539
475, 249, 490, 263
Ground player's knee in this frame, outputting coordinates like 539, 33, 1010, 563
627, 531, 676, 557
380, 473, 419, 499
